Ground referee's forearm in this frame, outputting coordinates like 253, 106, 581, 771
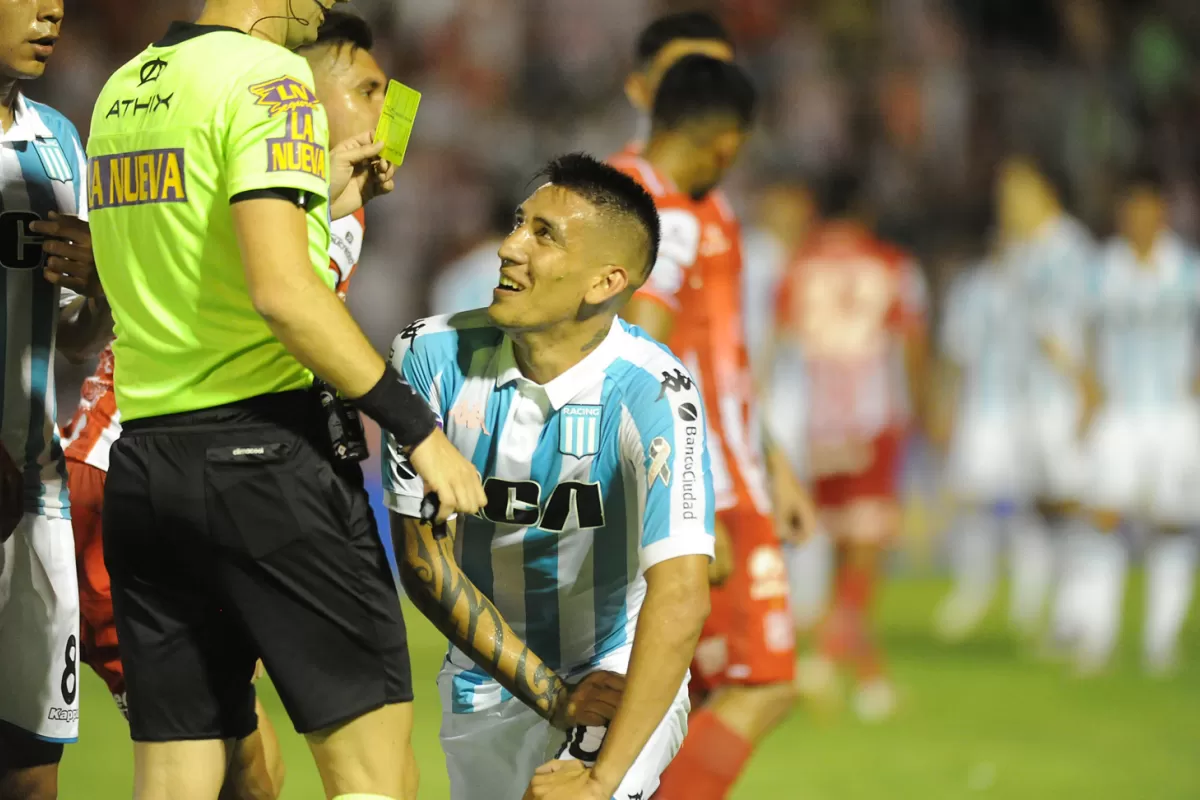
254, 270, 385, 398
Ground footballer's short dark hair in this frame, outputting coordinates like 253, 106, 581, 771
652, 55, 757, 134
818, 169, 865, 219
301, 9, 374, 56
636, 11, 733, 65
1121, 159, 1167, 194
536, 153, 661, 279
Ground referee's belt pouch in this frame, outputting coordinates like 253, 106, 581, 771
203, 441, 310, 559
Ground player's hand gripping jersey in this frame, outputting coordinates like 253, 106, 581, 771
383, 312, 715, 695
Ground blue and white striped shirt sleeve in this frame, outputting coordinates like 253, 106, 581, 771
382, 323, 446, 518
621, 366, 716, 570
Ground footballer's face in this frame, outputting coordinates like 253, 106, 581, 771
996, 160, 1052, 241
489, 185, 629, 332
0, 0, 62, 81
625, 38, 734, 113
309, 44, 386, 146
1119, 185, 1167, 251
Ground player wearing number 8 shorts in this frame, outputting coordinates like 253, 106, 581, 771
0, 1, 110, 795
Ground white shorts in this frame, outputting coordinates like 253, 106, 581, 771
1029, 403, 1089, 502
1082, 405, 1200, 524
437, 666, 690, 800
947, 411, 1034, 504
0, 514, 80, 742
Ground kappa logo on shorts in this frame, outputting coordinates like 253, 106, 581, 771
560, 405, 601, 458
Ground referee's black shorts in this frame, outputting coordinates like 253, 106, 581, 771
102, 390, 412, 742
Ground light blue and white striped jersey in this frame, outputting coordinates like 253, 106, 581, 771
1004, 214, 1097, 404
2, 94, 88, 519
383, 311, 716, 713
1090, 232, 1200, 409
941, 259, 1032, 414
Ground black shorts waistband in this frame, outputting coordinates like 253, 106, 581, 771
121, 390, 320, 435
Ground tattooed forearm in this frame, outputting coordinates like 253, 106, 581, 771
394, 514, 570, 723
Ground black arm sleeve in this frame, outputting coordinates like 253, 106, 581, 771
352, 365, 439, 448
231, 187, 309, 208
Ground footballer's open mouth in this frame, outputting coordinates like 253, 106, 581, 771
496, 272, 526, 294
29, 36, 57, 59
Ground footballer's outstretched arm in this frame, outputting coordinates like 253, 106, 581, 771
590, 555, 710, 796
394, 514, 622, 727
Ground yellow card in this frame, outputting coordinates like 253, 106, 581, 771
374, 79, 422, 166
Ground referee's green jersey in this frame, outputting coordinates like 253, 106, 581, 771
87, 23, 334, 421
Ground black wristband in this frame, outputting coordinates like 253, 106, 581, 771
352, 365, 438, 448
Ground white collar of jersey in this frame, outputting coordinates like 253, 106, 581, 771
1, 93, 54, 143
1116, 230, 1185, 278
495, 316, 624, 409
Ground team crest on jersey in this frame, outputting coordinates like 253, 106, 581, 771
34, 139, 72, 183
560, 405, 601, 458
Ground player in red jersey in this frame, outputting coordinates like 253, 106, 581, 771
61, 12, 387, 798
773, 170, 930, 721
615, 54, 814, 800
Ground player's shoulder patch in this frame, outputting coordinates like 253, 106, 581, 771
24, 100, 83, 183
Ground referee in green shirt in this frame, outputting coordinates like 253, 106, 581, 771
85, 2, 486, 798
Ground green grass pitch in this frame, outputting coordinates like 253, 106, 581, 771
60, 577, 1200, 799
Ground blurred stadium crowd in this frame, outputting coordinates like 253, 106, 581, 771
41, 0, 1200, 351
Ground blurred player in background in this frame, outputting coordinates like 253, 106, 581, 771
743, 181, 817, 380
743, 182, 828, 634
61, 10, 391, 799
386, 154, 714, 800
774, 170, 929, 721
0, 1, 111, 796
933, 232, 1038, 641
1065, 168, 1199, 676
993, 155, 1097, 645
617, 55, 812, 800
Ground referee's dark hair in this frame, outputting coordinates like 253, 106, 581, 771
636, 11, 733, 65
537, 153, 661, 281
299, 8, 373, 55
652, 54, 757, 135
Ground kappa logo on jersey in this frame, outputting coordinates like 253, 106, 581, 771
251, 76, 328, 181
647, 437, 672, 488
399, 320, 426, 342
33, 139, 72, 183
88, 149, 187, 210
449, 401, 490, 434
658, 369, 693, 399
560, 405, 601, 457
